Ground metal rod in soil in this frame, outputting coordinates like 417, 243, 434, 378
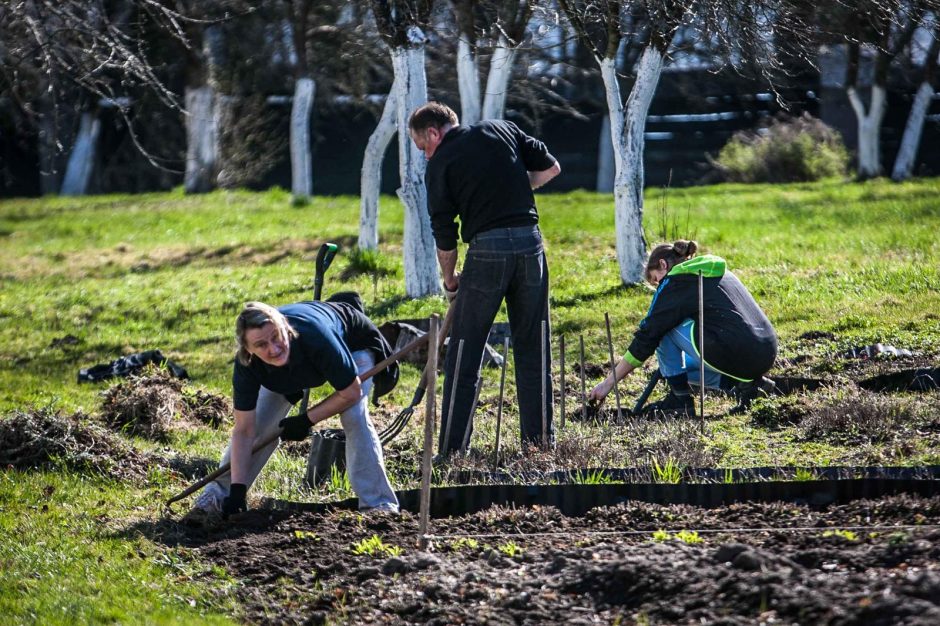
559, 334, 566, 429
541, 319, 548, 447
442, 339, 464, 455
493, 337, 509, 471
604, 312, 622, 420
579, 335, 587, 421
698, 270, 706, 432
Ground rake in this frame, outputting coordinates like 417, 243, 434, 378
378, 299, 456, 445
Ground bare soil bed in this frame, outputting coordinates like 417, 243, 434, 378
166, 494, 940, 625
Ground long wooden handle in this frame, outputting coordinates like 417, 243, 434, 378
415, 299, 457, 391
165, 333, 430, 507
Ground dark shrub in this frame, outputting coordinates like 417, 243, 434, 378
712, 113, 849, 183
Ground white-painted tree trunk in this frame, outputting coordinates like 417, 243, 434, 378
290, 77, 316, 201
184, 85, 219, 193
359, 87, 398, 250
892, 81, 934, 181
847, 84, 887, 179
60, 111, 101, 196
457, 39, 482, 125
391, 43, 440, 297
601, 48, 663, 285
481, 40, 516, 120
596, 114, 614, 193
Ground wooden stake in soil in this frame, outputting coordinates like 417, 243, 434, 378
698, 270, 706, 433
493, 337, 509, 471
541, 319, 548, 447
579, 334, 587, 421
604, 312, 622, 420
559, 334, 566, 429
418, 315, 439, 550
442, 339, 464, 455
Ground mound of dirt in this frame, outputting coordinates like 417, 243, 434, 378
178, 494, 940, 625
100, 369, 230, 439
0, 407, 154, 480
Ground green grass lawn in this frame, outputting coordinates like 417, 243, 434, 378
1, 179, 939, 623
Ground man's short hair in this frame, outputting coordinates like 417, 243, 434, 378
408, 102, 459, 132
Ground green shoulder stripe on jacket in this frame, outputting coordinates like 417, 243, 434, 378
667, 254, 726, 278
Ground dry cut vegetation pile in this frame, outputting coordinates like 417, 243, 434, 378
0, 406, 154, 480
100, 368, 230, 439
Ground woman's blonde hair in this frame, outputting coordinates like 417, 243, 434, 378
234, 302, 298, 366
645, 240, 698, 283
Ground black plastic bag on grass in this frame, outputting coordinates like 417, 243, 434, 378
78, 350, 188, 383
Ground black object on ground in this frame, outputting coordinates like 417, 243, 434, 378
78, 350, 188, 383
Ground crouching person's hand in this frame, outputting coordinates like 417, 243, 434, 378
222, 483, 247, 518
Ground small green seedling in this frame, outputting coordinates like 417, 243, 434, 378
498, 541, 522, 557
822, 529, 858, 542
351, 534, 403, 557
651, 529, 704, 544
449, 537, 480, 552
675, 530, 703, 545
572, 469, 616, 485
651, 457, 682, 484
328, 465, 352, 494
794, 468, 818, 482
294, 530, 321, 541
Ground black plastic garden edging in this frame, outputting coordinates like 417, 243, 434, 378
261, 465, 940, 519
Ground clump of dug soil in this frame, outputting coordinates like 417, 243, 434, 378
0, 406, 154, 480
100, 368, 230, 439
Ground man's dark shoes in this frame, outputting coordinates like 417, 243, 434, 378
730, 376, 777, 414
642, 391, 695, 417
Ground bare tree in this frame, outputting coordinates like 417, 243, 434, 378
560, 0, 806, 284
371, 0, 440, 297
0, 1, 190, 193
892, 4, 940, 181
827, 0, 921, 179
451, 0, 534, 124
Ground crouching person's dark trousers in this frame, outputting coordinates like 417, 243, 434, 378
438, 225, 554, 455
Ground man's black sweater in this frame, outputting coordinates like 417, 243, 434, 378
425, 120, 557, 250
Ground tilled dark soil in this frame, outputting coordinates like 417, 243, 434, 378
179, 495, 940, 625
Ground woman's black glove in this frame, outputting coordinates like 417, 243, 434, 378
279, 414, 313, 441
222, 483, 247, 518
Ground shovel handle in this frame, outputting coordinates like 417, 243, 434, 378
165, 332, 430, 507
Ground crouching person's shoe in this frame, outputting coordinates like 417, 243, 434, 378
729, 376, 777, 414
643, 391, 695, 417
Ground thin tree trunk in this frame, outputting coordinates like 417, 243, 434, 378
60, 111, 101, 195
847, 84, 887, 179
481, 39, 515, 120
457, 38, 482, 125
892, 81, 934, 182
391, 44, 440, 297
359, 86, 398, 251
184, 85, 219, 193
602, 47, 662, 284
596, 114, 614, 193
290, 76, 316, 200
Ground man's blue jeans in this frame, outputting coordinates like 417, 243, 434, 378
656, 318, 723, 389
440, 225, 553, 453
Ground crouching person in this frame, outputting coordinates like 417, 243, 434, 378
190, 300, 399, 521
589, 240, 778, 416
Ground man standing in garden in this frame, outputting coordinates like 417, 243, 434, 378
408, 102, 562, 457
